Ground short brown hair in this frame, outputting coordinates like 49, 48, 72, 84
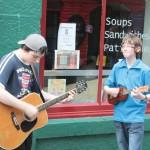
121, 33, 142, 57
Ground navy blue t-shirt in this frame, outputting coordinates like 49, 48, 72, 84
0, 51, 40, 99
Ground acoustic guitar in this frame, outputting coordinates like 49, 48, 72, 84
0, 80, 87, 150
108, 85, 149, 105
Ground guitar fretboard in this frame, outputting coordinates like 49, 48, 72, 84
37, 88, 76, 112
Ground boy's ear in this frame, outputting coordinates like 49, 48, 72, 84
135, 47, 141, 53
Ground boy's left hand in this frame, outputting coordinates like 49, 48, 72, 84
131, 88, 145, 100
61, 90, 76, 103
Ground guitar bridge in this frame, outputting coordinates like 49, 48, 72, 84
11, 112, 20, 130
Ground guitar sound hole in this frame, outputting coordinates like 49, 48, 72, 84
21, 119, 37, 132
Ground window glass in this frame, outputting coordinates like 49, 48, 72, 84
44, 0, 101, 105
104, 0, 145, 69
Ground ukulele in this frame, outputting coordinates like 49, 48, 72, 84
0, 80, 87, 150
108, 85, 149, 105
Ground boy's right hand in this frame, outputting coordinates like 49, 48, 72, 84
109, 88, 120, 98
23, 104, 39, 121
104, 86, 120, 98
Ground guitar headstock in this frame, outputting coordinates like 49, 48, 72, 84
137, 85, 150, 93
75, 80, 87, 94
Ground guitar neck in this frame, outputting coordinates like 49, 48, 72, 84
37, 88, 76, 112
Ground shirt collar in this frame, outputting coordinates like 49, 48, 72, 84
118, 59, 142, 69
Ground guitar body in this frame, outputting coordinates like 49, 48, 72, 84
0, 80, 88, 150
0, 93, 48, 150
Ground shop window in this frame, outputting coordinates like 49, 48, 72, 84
104, 0, 145, 69
41, 0, 150, 118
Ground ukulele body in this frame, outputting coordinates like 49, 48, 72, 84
108, 88, 128, 105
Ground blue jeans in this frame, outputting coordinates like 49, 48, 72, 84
114, 121, 144, 150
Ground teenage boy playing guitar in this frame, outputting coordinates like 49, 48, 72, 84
104, 33, 150, 150
0, 34, 75, 150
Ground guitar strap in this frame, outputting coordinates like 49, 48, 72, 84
30, 65, 45, 102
